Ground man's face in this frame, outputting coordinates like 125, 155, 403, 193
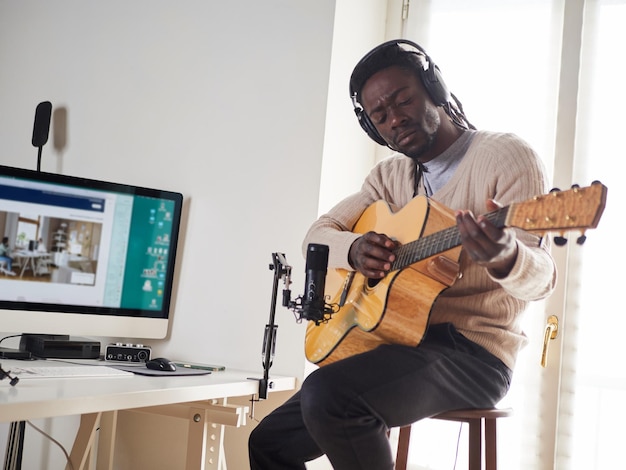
360, 66, 441, 161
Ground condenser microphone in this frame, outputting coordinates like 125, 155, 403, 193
32, 101, 52, 171
301, 243, 329, 323
32, 101, 52, 147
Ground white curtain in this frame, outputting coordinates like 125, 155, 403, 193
562, 0, 626, 468
402, 0, 625, 469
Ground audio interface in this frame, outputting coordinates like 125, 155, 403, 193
105, 343, 151, 363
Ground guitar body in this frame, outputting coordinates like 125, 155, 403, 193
305, 196, 462, 366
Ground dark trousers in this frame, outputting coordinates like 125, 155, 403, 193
249, 323, 512, 470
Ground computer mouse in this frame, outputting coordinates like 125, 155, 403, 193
146, 357, 177, 372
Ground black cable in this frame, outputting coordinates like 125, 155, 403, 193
26, 421, 75, 470
0, 335, 23, 346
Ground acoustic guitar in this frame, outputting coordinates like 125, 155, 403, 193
305, 182, 607, 366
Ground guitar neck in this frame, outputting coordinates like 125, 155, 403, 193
388, 182, 607, 271
391, 206, 509, 271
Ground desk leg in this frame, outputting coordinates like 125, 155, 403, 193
96, 411, 118, 470
130, 399, 247, 470
18, 260, 28, 278
3, 421, 25, 470
67, 413, 101, 470
186, 405, 226, 470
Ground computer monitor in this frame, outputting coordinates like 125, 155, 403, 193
0, 165, 183, 344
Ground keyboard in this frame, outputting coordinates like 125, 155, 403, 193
10, 364, 134, 379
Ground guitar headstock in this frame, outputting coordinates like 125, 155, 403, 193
506, 182, 607, 244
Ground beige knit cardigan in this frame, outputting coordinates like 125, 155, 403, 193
303, 131, 557, 370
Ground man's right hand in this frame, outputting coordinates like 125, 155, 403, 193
348, 231, 399, 279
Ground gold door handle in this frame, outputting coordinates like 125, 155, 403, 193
541, 315, 559, 367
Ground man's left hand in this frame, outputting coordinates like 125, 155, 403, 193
455, 199, 518, 278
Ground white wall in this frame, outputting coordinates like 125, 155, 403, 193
318, 0, 389, 215
0, 0, 335, 377
0, 1, 335, 468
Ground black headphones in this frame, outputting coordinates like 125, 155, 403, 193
349, 39, 452, 146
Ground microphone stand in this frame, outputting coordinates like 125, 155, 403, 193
36, 147, 43, 172
257, 252, 291, 400
248, 248, 335, 418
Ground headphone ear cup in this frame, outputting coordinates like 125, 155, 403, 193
420, 63, 451, 107
355, 106, 387, 146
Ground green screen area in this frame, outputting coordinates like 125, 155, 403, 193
119, 197, 176, 311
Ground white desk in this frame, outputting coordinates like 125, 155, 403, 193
0, 360, 296, 469
13, 251, 52, 278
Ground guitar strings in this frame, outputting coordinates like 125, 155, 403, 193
391, 207, 509, 271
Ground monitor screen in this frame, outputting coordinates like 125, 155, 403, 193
0, 165, 183, 340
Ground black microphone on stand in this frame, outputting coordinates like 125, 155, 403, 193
32, 101, 52, 172
251, 246, 336, 406
285, 243, 337, 325
300, 243, 329, 323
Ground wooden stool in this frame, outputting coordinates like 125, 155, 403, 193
395, 407, 513, 470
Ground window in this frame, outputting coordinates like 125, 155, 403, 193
564, 1, 626, 467
401, 0, 624, 468
319, 2, 622, 468
16, 213, 39, 249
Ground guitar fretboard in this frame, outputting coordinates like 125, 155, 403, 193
390, 206, 510, 271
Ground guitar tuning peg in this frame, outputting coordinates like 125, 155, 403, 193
576, 234, 587, 245
553, 235, 568, 246
549, 187, 561, 193
571, 183, 580, 189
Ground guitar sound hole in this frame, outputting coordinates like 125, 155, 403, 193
367, 278, 381, 288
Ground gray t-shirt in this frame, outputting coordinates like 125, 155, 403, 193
416, 130, 476, 196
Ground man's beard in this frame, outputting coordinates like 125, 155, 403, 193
394, 107, 440, 162
405, 133, 436, 163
